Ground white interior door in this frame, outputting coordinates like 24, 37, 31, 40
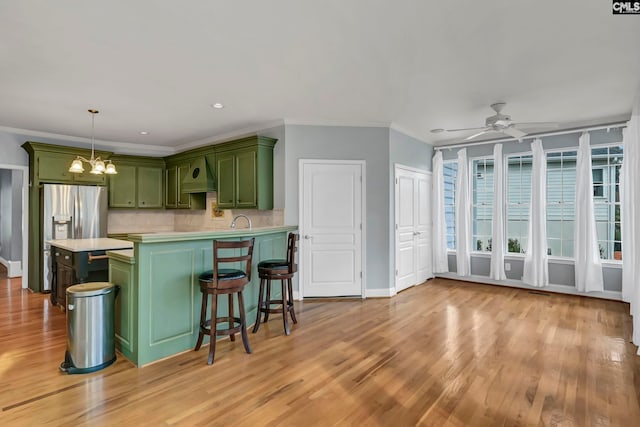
300, 160, 363, 297
416, 173, 432, 282
395, 166, 432, 293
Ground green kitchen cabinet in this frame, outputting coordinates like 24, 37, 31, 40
164, 161, 206, 210
137, 166, 164, 208
109, 164, 137, 207
177, 162, 191, 208
36, 151, 107, 185
214, 136, 275, 210
215, 152, 236, 209
22, 141, 114, 293
108, 157, 164, 209
165, 165, 178, 209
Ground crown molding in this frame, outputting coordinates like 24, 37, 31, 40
389, 123, 431, 144
174, 119, 285, 152
0, 125, 175, 157
283, 118, 391, 128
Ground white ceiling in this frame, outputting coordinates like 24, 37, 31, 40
1, 1, 639, 152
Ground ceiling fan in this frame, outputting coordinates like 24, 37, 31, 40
431, 102, 559, 141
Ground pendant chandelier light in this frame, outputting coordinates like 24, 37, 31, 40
68, 109, 117, 175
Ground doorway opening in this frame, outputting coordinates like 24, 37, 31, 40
0, 164, 29, 288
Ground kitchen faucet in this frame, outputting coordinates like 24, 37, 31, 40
230, 214, 252, 230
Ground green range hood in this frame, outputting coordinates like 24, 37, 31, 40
181, 157, 216, 193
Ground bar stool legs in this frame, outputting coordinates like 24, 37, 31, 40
253, 275, 297, 335
253, 233, 299, 336
195, 290, 252, 365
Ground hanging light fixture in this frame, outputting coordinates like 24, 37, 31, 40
68, 109, 117, 175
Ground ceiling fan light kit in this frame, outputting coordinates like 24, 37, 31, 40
436, 102, 559, 142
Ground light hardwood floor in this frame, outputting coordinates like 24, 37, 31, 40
1, 266, 639, 426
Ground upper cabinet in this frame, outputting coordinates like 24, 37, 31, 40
164, 160, 206, 210
108, 156, 164, 209
23, 142, 112, 186
214, 136, 276, 210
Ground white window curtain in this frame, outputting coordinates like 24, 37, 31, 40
621, 93, 640, 353
432, 151, 449, 273
574, 132, 604, 292
455, 148, 471, 276
522, 139, 548, 287
490, 144, 506, 280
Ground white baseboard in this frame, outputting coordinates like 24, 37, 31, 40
365, 287, 396, 298
296, 288, 396, 299
0, 257, 22, 278
435, 272, 622, 301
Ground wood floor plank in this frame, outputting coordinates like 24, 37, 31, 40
1, 267, 640, 426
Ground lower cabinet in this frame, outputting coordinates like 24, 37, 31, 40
55, 263, 74, 308
109, 251, 137, 364
50, 247, 110, 308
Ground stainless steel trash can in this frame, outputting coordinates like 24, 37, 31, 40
60, 282, 116, 374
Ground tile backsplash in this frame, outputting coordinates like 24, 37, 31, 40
108, 210, 176, 234
174, 192, 283, 231
108, 192, 283, 234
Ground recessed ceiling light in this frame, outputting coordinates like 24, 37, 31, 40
211, 103, 224, 109
139, 131, 150, 135
430, 128, 445, 133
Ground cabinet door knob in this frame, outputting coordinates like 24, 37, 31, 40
64, 255, 70, 260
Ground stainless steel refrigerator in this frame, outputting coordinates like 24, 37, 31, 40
42, 184, 107, 291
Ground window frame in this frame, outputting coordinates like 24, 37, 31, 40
591, 142, 623, 263
544, 147, 578, 261
443, 159, 458, 252
505, 151, 533, 257
470, 154, 495, 254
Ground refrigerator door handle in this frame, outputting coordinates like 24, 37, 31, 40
74, 192, 80, 239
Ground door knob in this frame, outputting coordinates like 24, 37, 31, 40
303, 235, 311, 239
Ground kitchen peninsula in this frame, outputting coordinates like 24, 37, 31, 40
108, 225, 297, 366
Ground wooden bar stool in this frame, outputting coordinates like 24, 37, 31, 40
194, 238, 254, 365
253, 233, 298, 335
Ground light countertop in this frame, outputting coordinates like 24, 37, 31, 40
107, 249, 135, 263
126, 225, 298, 244
48, 238, 133, 252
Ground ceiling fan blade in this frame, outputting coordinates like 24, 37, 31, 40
464, 129, 494, 141
445, 126, 488, 132
502, 127, 527, 138
513, 122, 559, 129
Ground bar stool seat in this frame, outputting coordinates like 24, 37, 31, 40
200, 269, 246, 281
253, 233, 298, 335
257, 260, 288, 270
194, 238, 254, 365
